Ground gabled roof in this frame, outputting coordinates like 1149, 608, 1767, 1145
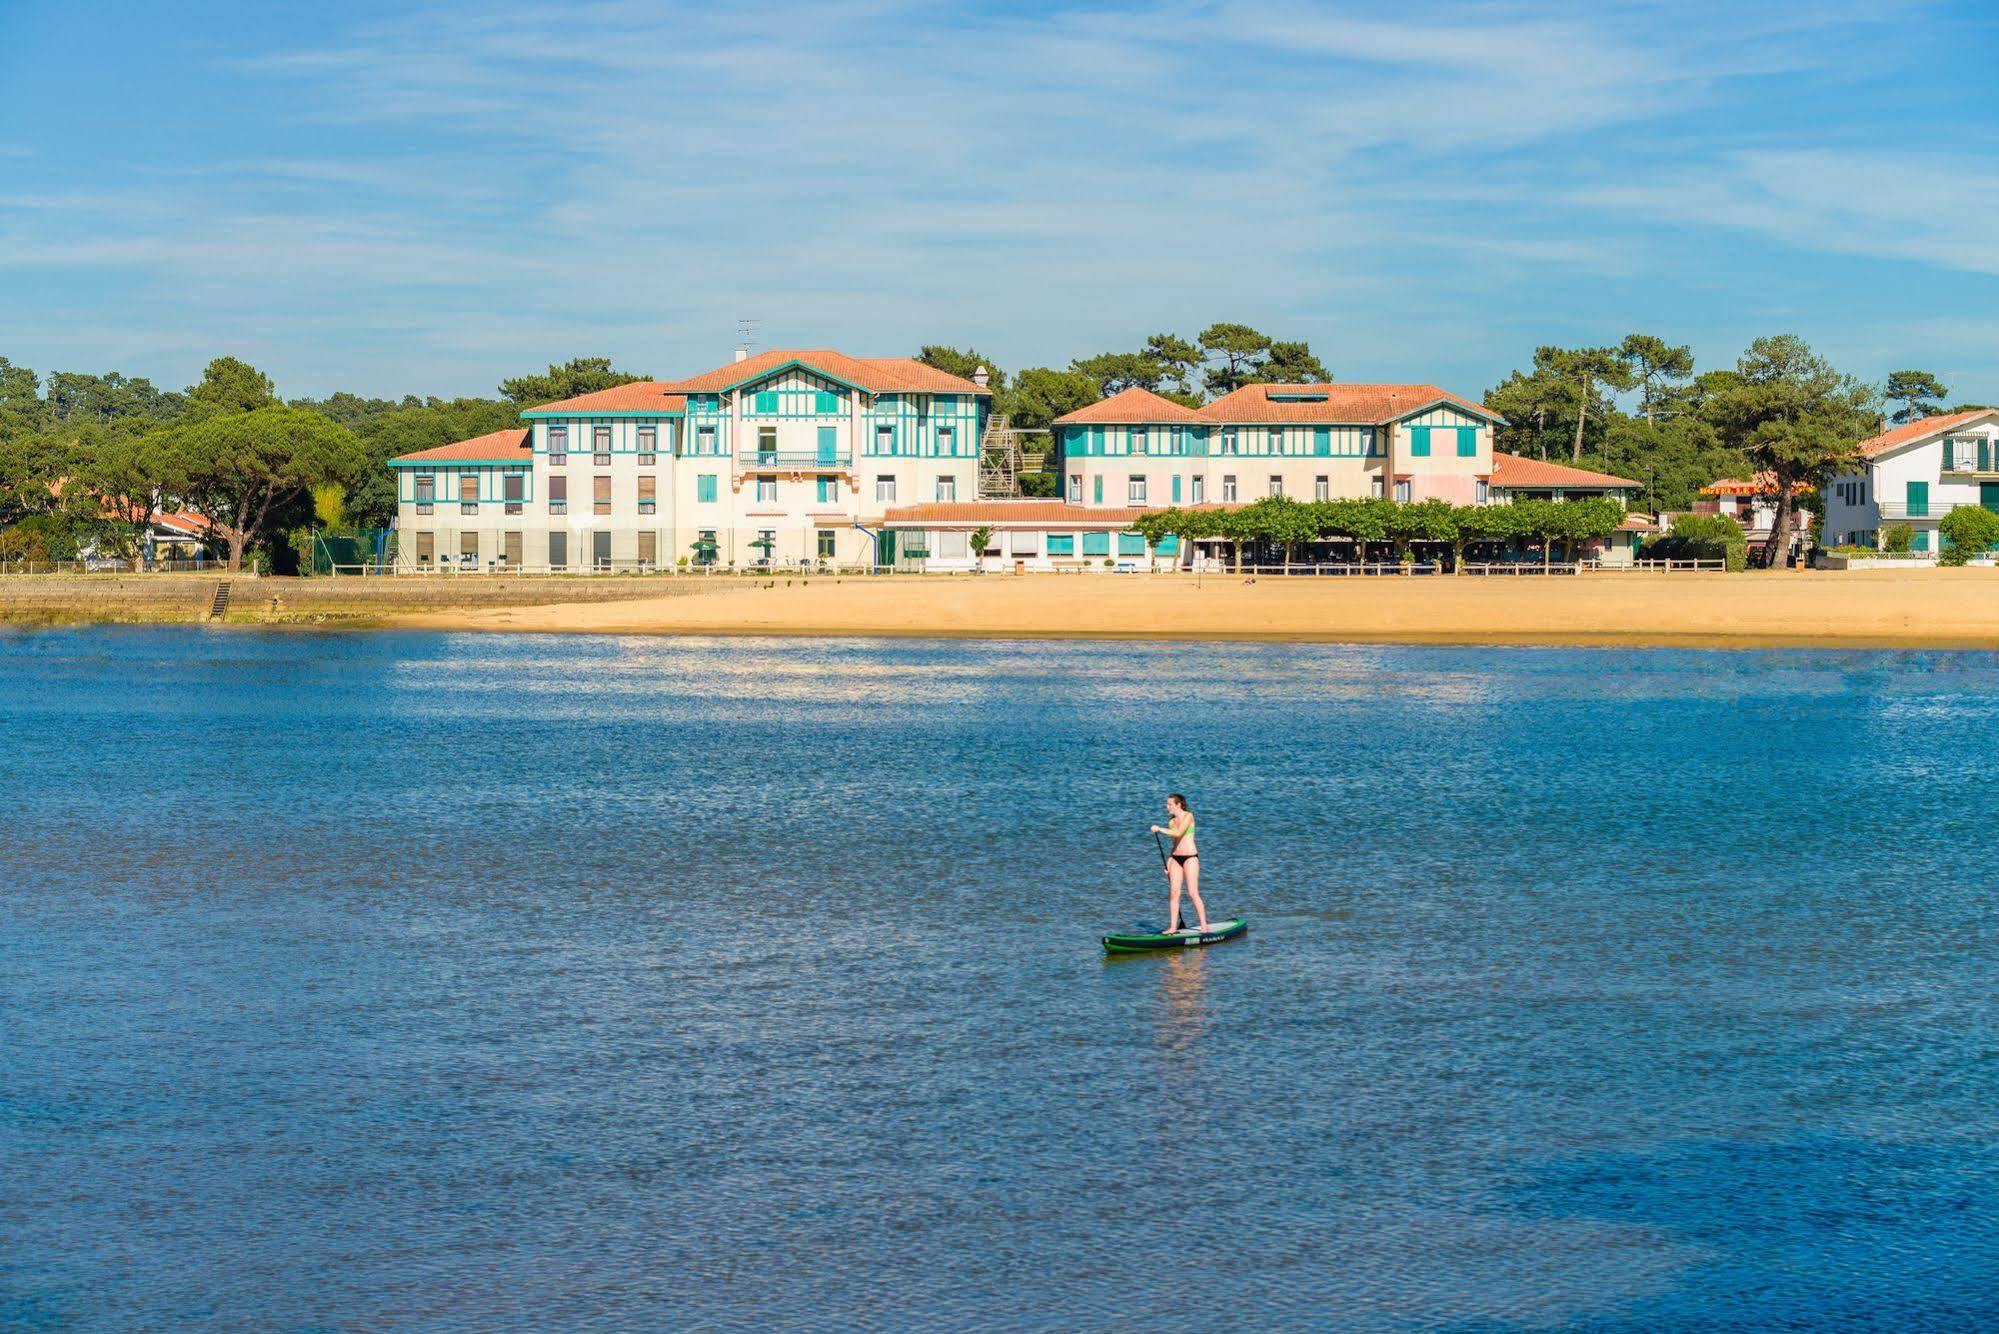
1857, 409, 1997, 458
1052, 386, 1209, 426
388, 428, 532, 465
1200, 383, 1500, 425
521, 382, 689, 416
1489, 453, 1639, 490
668, 349, 991, 397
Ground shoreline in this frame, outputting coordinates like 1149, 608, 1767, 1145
7, 569, 1999, 649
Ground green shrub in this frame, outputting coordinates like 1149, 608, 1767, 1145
1648, 512, 1749, 571
1883, 523, 1913, 553
1939, 506, 1999, 566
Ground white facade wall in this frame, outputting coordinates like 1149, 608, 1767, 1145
1828, 419, 1999, 551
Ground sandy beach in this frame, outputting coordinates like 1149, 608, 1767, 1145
388, 568, 1999, 648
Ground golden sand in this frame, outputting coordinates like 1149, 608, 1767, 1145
389, 568, 1999, 649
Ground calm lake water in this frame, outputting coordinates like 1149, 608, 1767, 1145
4, 628, 1998, 1329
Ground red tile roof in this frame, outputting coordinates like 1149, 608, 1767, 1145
1199, 383, 1499, 425
880, 501, 1148, 526
1489, 453, 1638, 490
1856, 409, 1995, 458
668, 349, 991, 398
388, 428, 531, 464
1052, 386, 1209, 426
523, 382, 689, 415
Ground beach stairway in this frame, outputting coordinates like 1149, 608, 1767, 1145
208, 581, 231, 620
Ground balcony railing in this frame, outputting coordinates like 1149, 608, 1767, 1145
736, 449, 852, 469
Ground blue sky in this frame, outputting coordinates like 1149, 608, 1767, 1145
3, 0, 1997, 404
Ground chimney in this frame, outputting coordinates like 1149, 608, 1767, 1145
973, 365, 989, 388
734, 346, 749, 363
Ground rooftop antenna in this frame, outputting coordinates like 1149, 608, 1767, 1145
734, 318, 761, 363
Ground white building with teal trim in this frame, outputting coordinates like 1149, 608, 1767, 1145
387, 349, 993, 570
1824, 409, 1999, 555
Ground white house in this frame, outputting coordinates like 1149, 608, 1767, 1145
1823, 409, 1999, 554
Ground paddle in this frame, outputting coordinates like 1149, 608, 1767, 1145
1153, 829, 1184, 932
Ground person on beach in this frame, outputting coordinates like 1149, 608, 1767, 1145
1150, 793, 1209, 934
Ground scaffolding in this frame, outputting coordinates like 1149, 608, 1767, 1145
976, 415, 1052, 497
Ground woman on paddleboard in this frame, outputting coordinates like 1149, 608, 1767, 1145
1150, 793, 1209, 934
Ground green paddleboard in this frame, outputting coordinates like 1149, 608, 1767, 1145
1101, 918, 1249, 953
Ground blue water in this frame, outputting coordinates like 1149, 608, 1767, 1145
4, 628, 1998, 1330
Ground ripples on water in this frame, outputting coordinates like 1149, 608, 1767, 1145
3, 628, 1998, 1329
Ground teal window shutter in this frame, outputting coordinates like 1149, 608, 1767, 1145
1908, 481, 1929, 517
1410, 427, 1431, 457
1457, 427, 1477, 457
1912, 529, 1930, 552
1093, 476, 1103, 503
1171, 476, 1182, 503
1048, 534, 1075, 556
755, 390, 777, 413
1157, 535, 1179, 555
1313, 427, 1330, 456
816, 391, 838, 414
1118, 533, 1146, 556
1982, 439, 1992, 472
1082, 531, 1110, 556
697, 474, 717, 503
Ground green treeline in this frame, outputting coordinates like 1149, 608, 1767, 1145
1128, 495, 1627, 568
0, 328, 1969, 571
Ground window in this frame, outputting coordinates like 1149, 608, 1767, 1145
548, 531, 567, 569
1222, 430, 1238, 456
460, 474, 479, 515
818, 529, 837, 560
504, 473, 524, 516
817, 476, 837, 505
696, 426, 717, 455
938, 427, 955, 455
547, 426, 567, 465
1128, 475, 1147, 504
638, 475, 657, 514
1048, 533, 1075, 556
1907, 481, 1929, 517
1082, 531, 1111, 557
876, 475, 897, 504
1119, 533, 1146, 556
637, 532, 657, 566
1313, 427, 1330, 456
1068, 474, 1082, 503
815, 390, 839, 414
637, 426, 657, 465
1409, 427, 1431, 457
594, 474, 611, 515
460, 532, 480, 564
414, 474, 434, 515
1191, 477, 1205, 504
755, 390, 778, 414
549, 475, 568, 514
756, 477, 777, 505
816, 425, 839, 464
937, 475, 957, 502
592, 531, 611, 570
414, 531, 435, 564
503, 531, 522, 567
1130, 428, 1147, 456
1372, 477, 1385, 498
938, 531, 969, 560
756, 427, 777, 462
1267, 428, 1283, 455
1475, 480, 1490, 505
1394, 480, 1411, 503
1093, 476, 1103, 504
1314, 476, 1329, 502
1913, 529, 1931, 553
875, 425, 896, 456
1457, 426, 1477, 457
1268, 475, 1283, 497
1172, 476, 1182, 503
697, 474, 717, 504
593, 425, 612, 465
1223, 475, 1238, 503
1012, 531, 1040, 556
